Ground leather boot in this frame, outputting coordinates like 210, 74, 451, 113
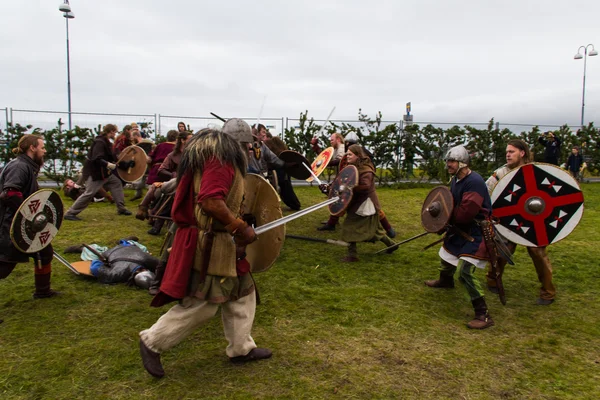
229, 347, 272, 364
33, 266, 60, 299
424, 273, 455, 288
342, 243, 359, 262
136, 205, 149, 221
467, 297, 494, 329
139, 339, 165, 378
148, 261, 166, 296
148, 219, 165, 235
131, 190, 143, 201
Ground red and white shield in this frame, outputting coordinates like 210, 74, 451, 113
491, 163, 584, 247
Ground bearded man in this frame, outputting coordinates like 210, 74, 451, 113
139, 121, 271, 379
424, 145, 495, 329
485, 139, 556, 305
0, 135, 60, 322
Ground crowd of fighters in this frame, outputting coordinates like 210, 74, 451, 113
0, 119, 562, 378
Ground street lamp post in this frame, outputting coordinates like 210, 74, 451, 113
574, 44, 598, 128
58, 1, 75, 131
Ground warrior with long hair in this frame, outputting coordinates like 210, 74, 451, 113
139, 122, 271, 379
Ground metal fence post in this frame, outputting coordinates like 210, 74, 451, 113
155, 113, 159, 140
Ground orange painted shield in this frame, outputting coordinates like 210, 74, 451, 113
306, 147, 334, 182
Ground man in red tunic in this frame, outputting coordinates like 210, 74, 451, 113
139, 121, 271, 379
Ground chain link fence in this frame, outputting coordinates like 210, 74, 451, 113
4, 107, 572, 139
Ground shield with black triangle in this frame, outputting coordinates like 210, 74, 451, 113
490, 163, 584, 247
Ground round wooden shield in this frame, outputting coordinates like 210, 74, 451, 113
328, 165, 358, 216
306, 147, 334, 183
491, 163, 584, 247
117, 145, 148, 183
278, 150, 311, 180
243, 174, 285, 273
10, 189, 63, 253
421, 186, 454, 233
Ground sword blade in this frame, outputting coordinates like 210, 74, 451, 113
254, 196, 339, 235
314, 106, 336, 138
286, 234, 349, 247
53, 251, 80, 275
302, 162, 322, 185
374, 231, 430, 255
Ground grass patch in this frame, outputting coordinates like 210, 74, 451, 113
1, 185, 599, 399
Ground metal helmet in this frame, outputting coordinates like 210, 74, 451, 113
222, 118, 253, 143
345, 131, 359, 144
133, 270, 156, 289
444, 145, 469, 164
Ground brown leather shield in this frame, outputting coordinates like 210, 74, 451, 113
278, 150, 311, 180
421, 186, 453, 233
243, 174, 285, 273
10, 189, 64, 253
117, 145, 148, 183
328, 165, 358, 216
491, 163, 584, 247
306, 147, 334, 182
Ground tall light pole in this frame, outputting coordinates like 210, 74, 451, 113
574, 44, 598, 128
58, 1, 75, 131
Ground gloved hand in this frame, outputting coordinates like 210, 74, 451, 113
118, 160, 135, 170
106, 162, 117, 171
226, 218, 257, 247
319, 183, 330, 195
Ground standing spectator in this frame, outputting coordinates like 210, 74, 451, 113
538, 131, 561, 165
64, 124, 132, 221
177, 121, 188, 133
566, 146, 584, 181
147, 130, 177, 185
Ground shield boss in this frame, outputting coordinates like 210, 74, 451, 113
421, 186, 454, 233
243, 174, 284, 273
10, 189, 64, 253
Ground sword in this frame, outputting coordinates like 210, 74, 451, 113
302, 162, 322, 185
53, 251, 81, 275
286, 234, 349, 247
374, 231, 430, 255
254, 196, 339, 235
314, 106, 336, 139
210, 112, 227, 122
255, 95, 267, 131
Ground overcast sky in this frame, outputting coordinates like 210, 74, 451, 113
1, 0, 599, 130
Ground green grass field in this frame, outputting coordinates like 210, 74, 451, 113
1, 184, 599, 399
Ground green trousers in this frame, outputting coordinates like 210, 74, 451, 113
440, 259, 485, 300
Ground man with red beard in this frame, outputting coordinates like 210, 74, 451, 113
0, 135, 60, 323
